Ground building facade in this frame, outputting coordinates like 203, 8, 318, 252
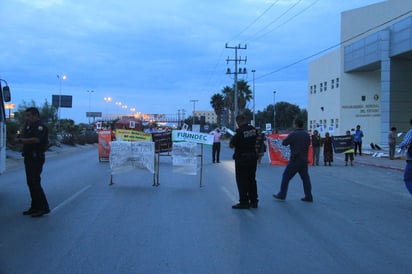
308, 0, 412, 148
194, 110, 218, 125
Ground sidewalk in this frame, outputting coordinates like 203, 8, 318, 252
333, 149, 405, 172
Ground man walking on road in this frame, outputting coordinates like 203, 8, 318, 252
399, 118, 412, 195
273, 118, 313, 202
230, 114, 258, 209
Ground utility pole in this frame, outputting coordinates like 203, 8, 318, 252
252, 69, 256, 127
273, 91, 277, 132
190, 99, 198, 127
226, 43, 247, 129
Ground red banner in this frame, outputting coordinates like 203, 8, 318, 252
98, 130, 113, 160
267, 133, 313, 166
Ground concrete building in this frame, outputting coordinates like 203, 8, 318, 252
194, 110, 218, 124
308, 0, 412, 149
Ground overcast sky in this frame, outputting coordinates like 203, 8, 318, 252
0, 0, 383, 123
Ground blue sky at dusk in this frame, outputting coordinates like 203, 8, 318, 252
0, 0, 383, 123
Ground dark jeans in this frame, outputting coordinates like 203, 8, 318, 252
24, 156, 49, 211
212, 142, 221, 162
312, 146, 320, 165
354, 141, 362, 155
404, 161, 412, 195
235, 157, 258, 204
345, 153, 354, 162
278, 159, 312, 199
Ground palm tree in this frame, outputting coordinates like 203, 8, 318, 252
236, 80, 252, 112
221, 85, 233, 127
210, 93, 225, 127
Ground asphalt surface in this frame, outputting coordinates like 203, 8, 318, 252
5, 143, 407, 173
1, 142, 410, 274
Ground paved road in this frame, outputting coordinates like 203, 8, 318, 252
0, 143, 410, 274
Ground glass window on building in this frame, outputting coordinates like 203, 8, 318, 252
336, 78, 339, 88
331, 79, 334, 89
320, 82, 323, 92
324, 81, 327, 91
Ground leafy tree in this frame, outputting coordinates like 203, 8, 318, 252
255, 101, 305, 131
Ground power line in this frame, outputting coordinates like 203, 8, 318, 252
256, 9, 412, 80
246, 0, 303, 42
249, 0, 320, 42
230, 0, 281, 42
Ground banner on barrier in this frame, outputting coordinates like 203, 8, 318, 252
115, 129, 152, 142
98, 130, 112, 159
171, 142, 198, 175
172, 130, 214, 145
152, 131, 173, 153
109, 141, 155, 174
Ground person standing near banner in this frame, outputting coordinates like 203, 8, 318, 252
273, 118, 313, 202
388, 127, 397, 160
353, 125, 364, 156
210, 128, 222, 163
344, 130, 355, 166
399, 118, 412, 195
323, 132, 334, 166
230, 114, 258, 209
311, 130, 321, 166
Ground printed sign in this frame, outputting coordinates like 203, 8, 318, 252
171, 142, 198, 175
109, 141, 155, 174
115, 129, 152, 142
172, 130, 214, 145
98, 130, 112, 159
332, 135, 354, 153
152, 131, 173, 153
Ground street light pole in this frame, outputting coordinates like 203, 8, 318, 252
273, 91, 276, 132
57, 74, 67, 131
103, 96, 112, 120
87, 90, 94, 124
190, 99, 198, 127
252, 69, 256, 127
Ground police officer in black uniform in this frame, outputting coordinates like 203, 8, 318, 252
273, 118, 313, 202
230, 114, 258, 209
14, 107, 50, 217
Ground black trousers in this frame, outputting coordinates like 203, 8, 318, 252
24, 156, 49, 211
354, 142, 362, 155
235, 157, 258, 204
212, 142, 221, 162
278, 159, 312, 199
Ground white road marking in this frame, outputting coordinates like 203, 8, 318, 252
51, 185, 92, 213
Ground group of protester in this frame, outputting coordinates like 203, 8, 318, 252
311, 125, 365, 167
11, 106, 412, 216
228, 116, 412, 210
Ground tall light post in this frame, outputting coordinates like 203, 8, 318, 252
190, 99, 198, 127
251, 69, 256, 126
87, 90, 94, 124
273, 91, 277, 132
57, 74, 67, 130
104, 96, 112, 120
